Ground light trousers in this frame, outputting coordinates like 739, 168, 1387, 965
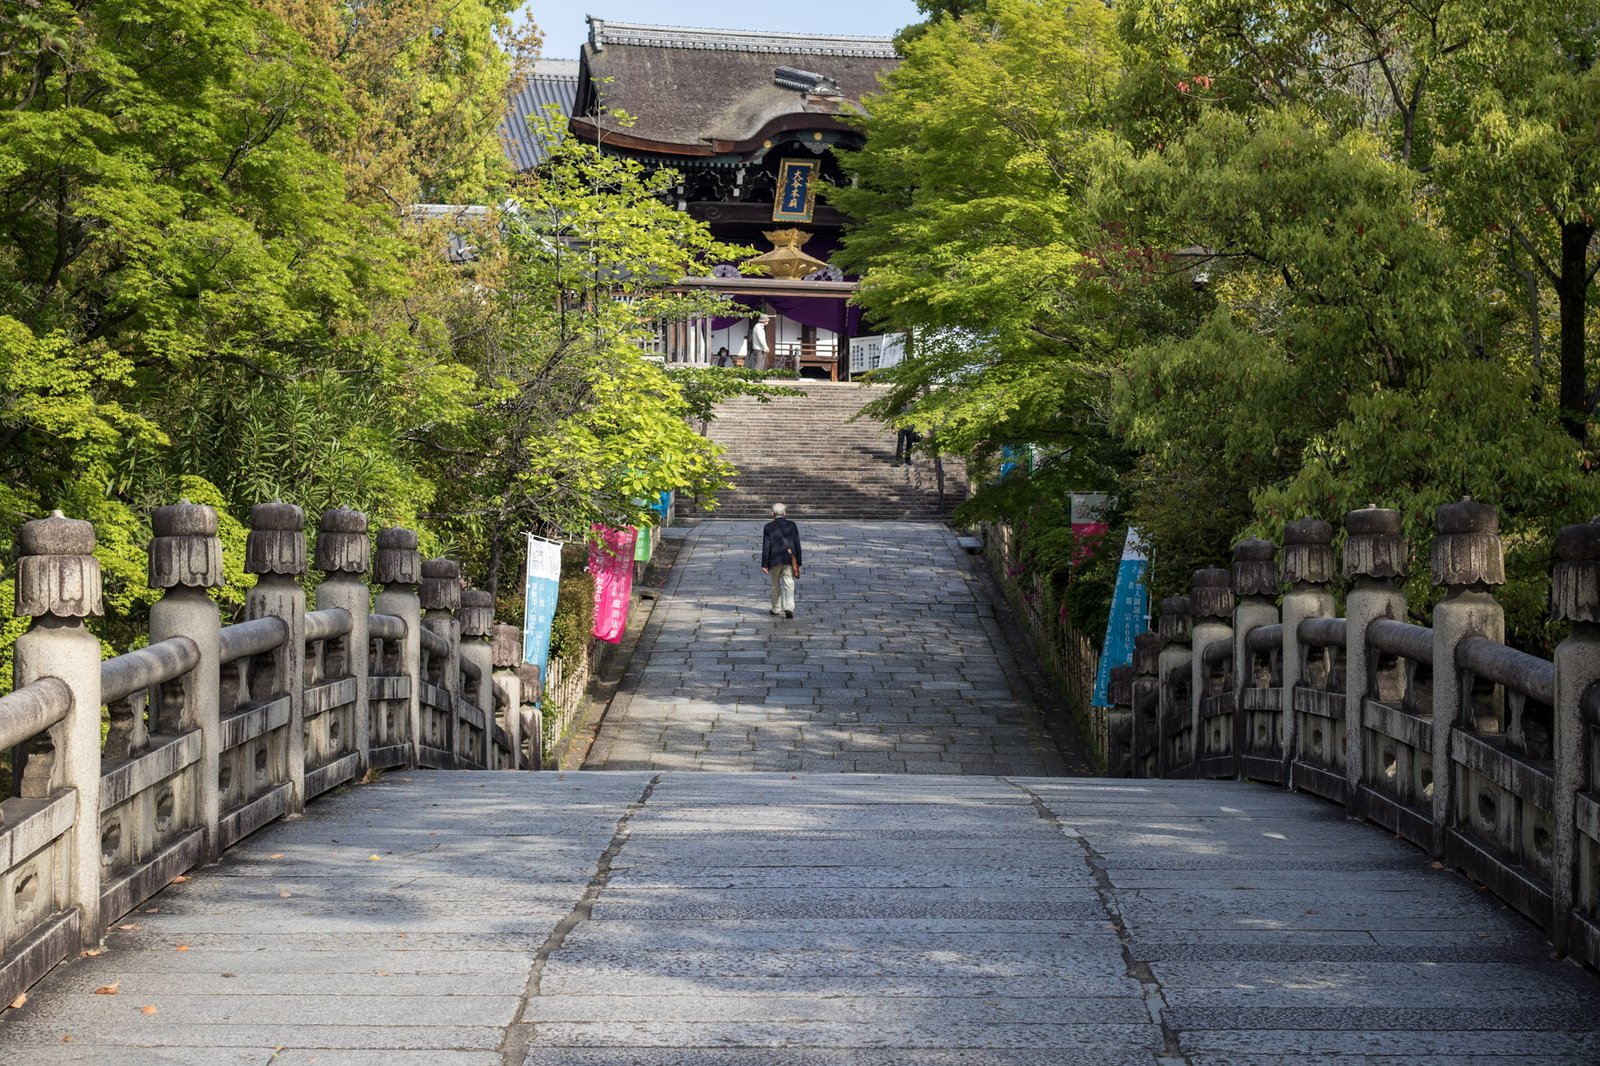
769, 567, 796, 613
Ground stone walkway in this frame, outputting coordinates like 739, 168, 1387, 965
6, 772, 1599, 1063
585, 520, 1069, 775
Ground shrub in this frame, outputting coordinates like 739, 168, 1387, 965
548, 572, 595, 668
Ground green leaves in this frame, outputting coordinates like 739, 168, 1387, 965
848, 0, 1600, 645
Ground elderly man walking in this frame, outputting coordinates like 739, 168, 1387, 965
761, 502, 802, 618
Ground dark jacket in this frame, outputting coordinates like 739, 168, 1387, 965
761, 518, 802, 570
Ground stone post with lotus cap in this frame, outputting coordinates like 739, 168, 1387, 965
147, 501, 223, 858
1549, 516, 1600, 952
12, 511, 105, 948
1342, 507, 1409, 807
374, 528, 422, 767
1280, 518, 1336, 787
1429, 499, 1505, 856
245, 502, 307, 810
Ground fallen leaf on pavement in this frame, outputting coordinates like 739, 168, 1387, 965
117, 924, 140, 931
269, 853, 284, 860
171, 875, 188, 884
175, 945, 189, 952
140, 1005, 158, 1015
10, 992, 26, 1009
94, 984, 119, 996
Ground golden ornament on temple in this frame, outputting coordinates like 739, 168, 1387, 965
745, 228, 829, 280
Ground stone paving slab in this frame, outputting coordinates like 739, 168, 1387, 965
4, 772, 1600, 1063
586, 521, 1070, 774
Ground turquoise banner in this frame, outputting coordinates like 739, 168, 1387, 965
522, 534, 563, 695
1093, 528, 1149, 707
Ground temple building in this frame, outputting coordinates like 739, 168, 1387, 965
499, 18, 904, 379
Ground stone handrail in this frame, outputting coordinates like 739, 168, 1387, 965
0, 677, 71, 754
1368, 618, 1433, 663
1298, 616, 1345, 647
304, 607, 352, 643
1105, 501, 1600, 971
218, 616, 288, 664
0, 501, 555, 1010
101, 637, 200, 703
1457, 636, 1554, 707
419, 624, 452, 658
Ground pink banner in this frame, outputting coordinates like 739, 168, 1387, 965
589, 524, 638, 644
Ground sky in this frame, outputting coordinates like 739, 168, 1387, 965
523, 1, 925, 63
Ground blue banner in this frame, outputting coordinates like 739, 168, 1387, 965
1093, 528, 1150, 707
999, 444, 1024, 481
651, 490, 672, 521
523, 535, 563, 697
772, 159, 819, 223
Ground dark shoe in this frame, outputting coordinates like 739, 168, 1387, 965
784, 610, 794, 618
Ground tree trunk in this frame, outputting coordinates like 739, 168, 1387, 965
485, 527, 504, 601
1557, 220, 1594, 441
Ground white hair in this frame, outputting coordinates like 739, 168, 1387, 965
771, 502, 787, 517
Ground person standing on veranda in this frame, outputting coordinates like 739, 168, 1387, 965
761, 502, 802, 618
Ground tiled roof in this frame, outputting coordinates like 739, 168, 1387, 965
588, 19, 898, 58
574, 19, 900, 152
499, 60, 580, 172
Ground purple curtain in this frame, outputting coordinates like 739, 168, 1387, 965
763, 295, 855, 335
710, 296, 864, 337
710, 293, 763, 332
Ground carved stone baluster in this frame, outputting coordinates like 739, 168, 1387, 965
1132, 631, 1162, 779
460, 589, 495, 767
147, 502, 223, 859
1552, 517, 1600, 955
1232, 539, 1280, 780
315, 509, 371, 774
1342, 507, 1408, 810
13, 511, 105, 949
1190, 568, 1234, 775
374, 529, 422, 768
1429, 499, 1505, 857
491, 624, 523, 770
1281, 519, 1335, 788
246, 502, 306, 810
1106, 664, 1134, 778
1157, 595, 1192, 776
421, 559, 462, 767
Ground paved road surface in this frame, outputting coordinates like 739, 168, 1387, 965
5, 772, 1599, 1063
586, 521, 1070, 775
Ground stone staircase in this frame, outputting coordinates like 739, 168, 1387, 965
695, 379, 967, 520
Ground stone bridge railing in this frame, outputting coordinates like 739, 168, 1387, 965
0, 502, 540, 1007
1103, 500, 1600, 969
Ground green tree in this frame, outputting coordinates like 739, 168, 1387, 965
0, 0, 501, 664
416, 131, 756, 595
834, 0, 1134, 477
838, 0, 1600, 647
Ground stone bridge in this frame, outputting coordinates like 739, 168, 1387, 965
2, 505, 1600, 1063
